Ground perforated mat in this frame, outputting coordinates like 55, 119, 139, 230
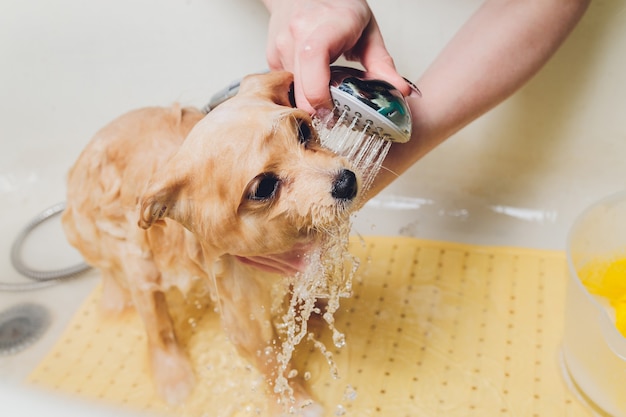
28, 236, 592, 416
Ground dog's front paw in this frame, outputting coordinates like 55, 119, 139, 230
151, 347, 196, 405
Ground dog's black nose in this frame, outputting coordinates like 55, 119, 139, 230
331, 169, 358, 200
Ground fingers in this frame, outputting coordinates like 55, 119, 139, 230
265, 20, 329, 112
268, 42, 330, 114
234, 256, 300, 276
293, 35, 336, 113
356, 17, 412, 97
263, 0, 411, 114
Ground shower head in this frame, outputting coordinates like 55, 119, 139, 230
204, 66, 414, 144
315, 66, 415, 192
328, 66, 412, 144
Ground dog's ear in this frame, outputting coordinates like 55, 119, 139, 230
138, 179, 183, 229
239, 71, 295, 107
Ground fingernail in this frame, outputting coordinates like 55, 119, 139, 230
403, 77, 422, 97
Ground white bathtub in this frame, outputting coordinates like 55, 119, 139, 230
1, 0, 625, 415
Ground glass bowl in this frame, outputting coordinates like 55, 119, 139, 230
563, 190, 626, 416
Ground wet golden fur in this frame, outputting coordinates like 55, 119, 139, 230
61, 71, 359, 415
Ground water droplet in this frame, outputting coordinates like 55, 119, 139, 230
333, 331, 346, 348
343, 385, 357, 401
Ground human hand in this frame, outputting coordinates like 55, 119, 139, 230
262, 0, 411, 114
234, 241, 314, 276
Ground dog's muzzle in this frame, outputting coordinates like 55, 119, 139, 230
331, 169, 358, 201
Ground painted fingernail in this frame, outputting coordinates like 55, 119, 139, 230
403, 77, 422, 97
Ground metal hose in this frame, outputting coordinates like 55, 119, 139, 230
3, 202, 91, 292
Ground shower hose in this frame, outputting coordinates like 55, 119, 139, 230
3, 202, 91, 292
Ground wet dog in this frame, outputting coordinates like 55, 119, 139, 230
61, 71, 359, 415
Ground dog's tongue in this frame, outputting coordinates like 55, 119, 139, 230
234, 244, 314, 275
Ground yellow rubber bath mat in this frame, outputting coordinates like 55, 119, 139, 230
29, 236, 591, 416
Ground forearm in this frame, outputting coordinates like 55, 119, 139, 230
369, 0, 590, 197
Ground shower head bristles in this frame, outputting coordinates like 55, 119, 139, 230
338, 114, 359, 154
317, 107, 349, 153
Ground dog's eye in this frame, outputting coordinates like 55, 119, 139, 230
297, 119, 313, 145
248, 173, 280, 201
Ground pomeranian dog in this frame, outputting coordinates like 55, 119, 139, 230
61, 71, 360, 415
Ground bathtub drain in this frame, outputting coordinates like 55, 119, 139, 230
0, 303, 50, 355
